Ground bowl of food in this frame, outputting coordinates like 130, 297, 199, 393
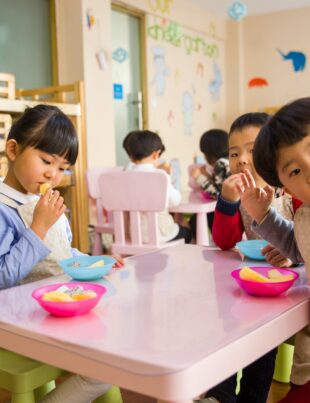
231, 266, 299, 297
59, 256, 116, 281
235, 240, 269, 261
32, 282, 106, 317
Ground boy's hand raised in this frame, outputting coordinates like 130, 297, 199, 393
221, 174, 243, 202
237, 170, 274, 224
31, 189, 66, 240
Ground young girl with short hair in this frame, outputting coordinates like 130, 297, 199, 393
0, 104, 121, 402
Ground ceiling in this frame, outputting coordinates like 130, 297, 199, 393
191, 0, 310, 17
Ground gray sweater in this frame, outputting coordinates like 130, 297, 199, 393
252, 208, 303, 264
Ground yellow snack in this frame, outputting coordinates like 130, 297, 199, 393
89, 260, 105, 268
39, 183, 51, 196
71, 291, 97, 301
239, 266, 269, 282
268, 269, 294, 282
42, 291, 73, 302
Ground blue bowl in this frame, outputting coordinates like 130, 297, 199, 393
59, 255, 116, 281
235, 240, 269, 261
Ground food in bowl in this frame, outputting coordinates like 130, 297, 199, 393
231, 266, 299, 297
42, 285, 97, 302
32, 282, 106, 317
59, 256, 116, 281
239, 266, 294, 283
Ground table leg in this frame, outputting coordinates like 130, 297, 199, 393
196, 212, 209, 246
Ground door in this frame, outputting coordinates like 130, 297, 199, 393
112, 7, 146, 167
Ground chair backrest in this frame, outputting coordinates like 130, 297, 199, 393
86, 167, 123, 226
99, 171, 172, 255
0, 73, 15, 100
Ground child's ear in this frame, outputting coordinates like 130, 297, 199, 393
6, 139, 19, 162
152, 150, 161, 160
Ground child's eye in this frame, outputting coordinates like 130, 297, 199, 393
289, 168, 301, 177
230, 153, 238, 158
41, 158, 51, 165
59, 167, 65, 172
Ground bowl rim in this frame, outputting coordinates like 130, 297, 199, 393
59, 256, 116, 269
231, 267, 299, 285
235, 240, 269, 249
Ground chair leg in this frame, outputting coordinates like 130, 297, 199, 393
94, 385, 123, 403
34, 380, 56, 400
11, 391, 35, 403
93, 233, 103, 255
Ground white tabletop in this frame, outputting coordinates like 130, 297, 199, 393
0, 245, 309, 402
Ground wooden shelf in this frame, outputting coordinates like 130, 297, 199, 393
0, 81, 89, 252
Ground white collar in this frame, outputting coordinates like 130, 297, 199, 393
0, 181, 39, 205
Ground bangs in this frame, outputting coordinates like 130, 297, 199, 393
28, 112, 78, 165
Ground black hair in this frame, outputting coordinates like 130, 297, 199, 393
229, 112, 269, 136
199, 129, 228, 164
253, 97, 310, 187
122, 131, 134, 157
7, 104, 78, 165
122, 130, 165, 161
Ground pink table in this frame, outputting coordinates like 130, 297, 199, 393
169, 191, 216, 246
0, 245, 309, 403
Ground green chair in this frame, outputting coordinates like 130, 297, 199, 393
0, 349, 123, 403
273, 337, 295, 383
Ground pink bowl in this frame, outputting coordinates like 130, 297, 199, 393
32, 282, 107, 317
231, 267, 299, 297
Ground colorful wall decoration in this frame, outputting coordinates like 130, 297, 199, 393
146, 13, 225, 187
277, 49, 306, 72
248, 77, 268, 88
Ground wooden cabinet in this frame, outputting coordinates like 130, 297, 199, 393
0, 81, 89, 253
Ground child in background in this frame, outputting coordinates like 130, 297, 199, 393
190, 129, 230, 232
190, 129, 230, 198
196, 113, 298, 403
123, 130, 192, 243
237, 97, 310, 402
0, 105, 122, 403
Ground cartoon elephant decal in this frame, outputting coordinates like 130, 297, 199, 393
277, 49, 306, 72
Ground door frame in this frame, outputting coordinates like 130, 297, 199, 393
111, 2, 149, 129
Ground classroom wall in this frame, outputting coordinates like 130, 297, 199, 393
231, 6, 310, 116
55, 0, 228, 189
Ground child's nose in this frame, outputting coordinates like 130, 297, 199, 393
45, 166, 57, 179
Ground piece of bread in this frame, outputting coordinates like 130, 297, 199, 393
89, 259, 105, 268
39, 183, 51, 195
268, 269, 294, 282
42, 291, 73, 302
239, 266, 269, 282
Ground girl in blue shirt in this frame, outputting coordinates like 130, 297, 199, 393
0, 104, 121, 403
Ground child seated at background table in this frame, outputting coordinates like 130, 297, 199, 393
237, 97, 310, 402
0, 104, 122, 403
123, 130, 192, 243
196, 113, 300, 403
189, 129, 230, 232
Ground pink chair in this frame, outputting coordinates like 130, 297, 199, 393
86, 167, 123, 255
98, 171, 184, 256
